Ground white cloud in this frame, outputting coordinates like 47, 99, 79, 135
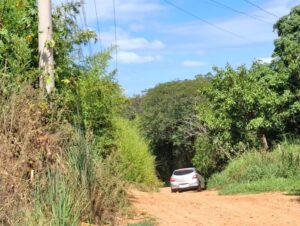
258, 57, 273, 64
117, 38, 165, 50
159, 0, 299, 49
77, 0, 165, 22
99, 28, 164, 51
129, 24, 145, 32
182, 60, 205, 67
118, 51, 162, 64
253, 0, 298, 19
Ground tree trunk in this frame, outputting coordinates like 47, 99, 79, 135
260, 133, 269, 150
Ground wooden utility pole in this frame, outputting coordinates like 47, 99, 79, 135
38, 0, 54, 93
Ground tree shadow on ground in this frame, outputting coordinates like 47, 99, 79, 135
285, 190, 300, 204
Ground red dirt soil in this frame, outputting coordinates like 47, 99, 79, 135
128, 187, 300, 226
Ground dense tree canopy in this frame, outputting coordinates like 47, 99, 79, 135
193, 62, 295, 175
193, 5, 300, 175
133, 5, 300, 179
127, 76, 210, 181
273, 5, 300, 134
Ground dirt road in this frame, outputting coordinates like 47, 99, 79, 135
129, 188, 300, 226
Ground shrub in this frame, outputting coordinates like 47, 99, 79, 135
112, 118, 160, 188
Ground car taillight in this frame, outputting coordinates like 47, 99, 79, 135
170, 177, 176, 182
192, 175, 197, 179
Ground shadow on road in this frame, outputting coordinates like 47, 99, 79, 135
285, 189, 300, 204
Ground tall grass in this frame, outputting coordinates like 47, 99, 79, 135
208, 141, 300, 194
0, 86, 158, 225
66, 132, 129, 224
24, 131, 129, 225
27, 172, 83, 226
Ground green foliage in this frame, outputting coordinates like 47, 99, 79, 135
123, 95, 143, 120
67, 132, 129, 224
192, 136, 218, 176
64, 51, 125, 154
28, 172, 82, 226
192, 6, 300, 177
214, 178, 300, 195
0, 1, 157, 225
135, 77, 210, 181
113, 118, 160, 187
52, 1, 98, 88
0, 0, 99, 90
0, 0, 38, 70
0, 0, 39, 98
208, 141, 300, 194
193, 62, 296, 175
128, 219, 156, 226
273, 5, 300, 134
27, 132, 129, 225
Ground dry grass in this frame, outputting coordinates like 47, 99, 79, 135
0, 86, 152, 225
0, 86, 71, 225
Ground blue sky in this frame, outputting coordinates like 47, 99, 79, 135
55, 0, 299, 96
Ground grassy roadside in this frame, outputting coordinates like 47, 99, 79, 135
0, 87, 160, 225
208, 142, 300, 195
128, 219, 156, 226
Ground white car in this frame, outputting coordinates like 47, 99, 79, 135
170, 167, 205, 193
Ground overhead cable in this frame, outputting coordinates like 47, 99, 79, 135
93, 0, 103, 51
243, 0, 279, 18
163, 0, 244, 39
113, 0, 118, 71
206, 0, 272, 24
81, 1, 93, 56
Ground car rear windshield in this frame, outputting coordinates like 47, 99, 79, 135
173, 169, 194, 176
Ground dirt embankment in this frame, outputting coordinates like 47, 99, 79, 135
128, 188, 300, 226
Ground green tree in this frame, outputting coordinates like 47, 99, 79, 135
193, 63, 293, 175
63, 51, 125, 155
0, 0, 38, 97
0, 0, 97, 94
135, 77, 209, 181
273, 5, 300, 134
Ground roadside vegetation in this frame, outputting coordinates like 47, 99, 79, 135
126, 5, 300, 195
128, 220, 156, 226
0, 1, 158, 225
208, 141, 300, 194
1, 0, 300, 225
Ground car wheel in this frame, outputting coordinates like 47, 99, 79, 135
171, 189, 176, 193
197, 184, 202, 192
197, 179, 204, 191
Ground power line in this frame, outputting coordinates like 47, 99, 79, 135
93, 0, 103, 51
81, 1, 93, 56
163, 0, 244, 39
66, 0, 85, 62
205, 0, 272, 25
73, 7, 86, 63
243, 0, 279, 18
112, 0, 118, 71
